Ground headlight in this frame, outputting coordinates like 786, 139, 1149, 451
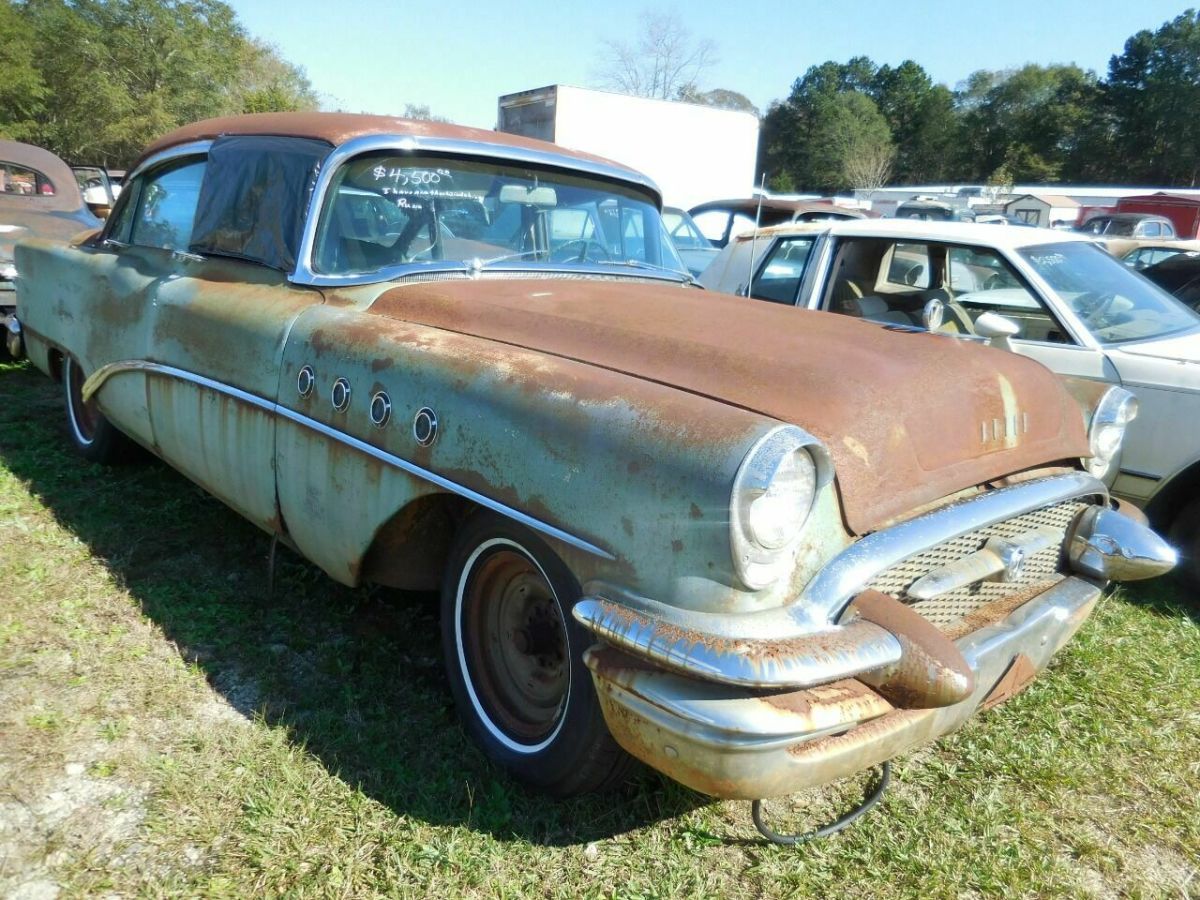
730, 426, 831, 589
1086, 386, 1138, 479
0, 260, 16, 281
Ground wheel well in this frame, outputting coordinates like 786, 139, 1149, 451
47, 348, 64, 382
1146, 459, 1200, 530
359, 492, 472, 591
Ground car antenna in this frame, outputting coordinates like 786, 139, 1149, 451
745, 173, 767, 297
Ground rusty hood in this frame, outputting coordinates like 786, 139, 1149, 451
365, 279, 1090, 534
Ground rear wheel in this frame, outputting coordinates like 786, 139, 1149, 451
63, 356, 134, 464
1169, 497, 1200, 590
440, 512, 631, 795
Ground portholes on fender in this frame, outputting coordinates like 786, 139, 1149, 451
297, 365, 315, 398
370, 391, 392, 428
413, 406, 438, 446
331, 377, 351, 412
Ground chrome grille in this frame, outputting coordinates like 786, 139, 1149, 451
867, 500, 1089, 631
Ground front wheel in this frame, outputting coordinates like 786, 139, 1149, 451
1169, 497, 1200, 590
63, 355, 134, 464
440, 512, 631, 795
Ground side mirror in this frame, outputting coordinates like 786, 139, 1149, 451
975, 311, 1021, 351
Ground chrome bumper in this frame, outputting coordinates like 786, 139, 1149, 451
576, 479, 1175, 800
2, 311, 23, 359
584, 576, 1101, 799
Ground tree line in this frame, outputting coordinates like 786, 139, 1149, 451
760, 9, 1200, 194
0, 0, 318, 167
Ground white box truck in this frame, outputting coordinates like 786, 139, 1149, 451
497, 84, 759, 211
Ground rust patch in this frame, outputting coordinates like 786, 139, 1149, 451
359, 277, 1090, 535
689, 503, 704, 520
621, 517, 634, 537
981, 654, 1038, 711
849, 590, 975, 708
627, 460, 641, 475
370, 356, 393, 373
671, 539, 684, 553
941, 579, 1058, 641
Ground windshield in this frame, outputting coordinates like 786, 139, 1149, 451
1019, 241, 1200, 343
314, 154, 687, 278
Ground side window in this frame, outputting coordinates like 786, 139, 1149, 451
947, 247, 1073, 343
129, 160, 206, 251
1, 161, 56, 195
885, 243, 931, 289
1143, 222, 1161, 238
751, 237, 816, 304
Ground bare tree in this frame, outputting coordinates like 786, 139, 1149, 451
843, 136, 896, 191
595, 9, 717, 100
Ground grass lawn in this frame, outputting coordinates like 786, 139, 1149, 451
1, 359, 1197, 899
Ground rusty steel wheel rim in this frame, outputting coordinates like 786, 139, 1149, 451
455, 540, 570, 753
66, 358, 98, 445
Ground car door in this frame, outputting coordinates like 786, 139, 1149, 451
130, 154, 325, 531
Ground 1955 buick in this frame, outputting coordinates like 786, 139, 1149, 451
11, 113, 1175, 806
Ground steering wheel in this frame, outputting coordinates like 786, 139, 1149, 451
550, 239, 612, 263
1074, 290, 1117, 323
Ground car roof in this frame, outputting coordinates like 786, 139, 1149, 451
734, 217, 1097, 250
134, 112, 646, 185
0, 139, 86, 212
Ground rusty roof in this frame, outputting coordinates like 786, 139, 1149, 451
134, 112, 639, 177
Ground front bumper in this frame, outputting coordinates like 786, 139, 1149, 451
584, 576, 1098, 799
575, 473, 1175, 800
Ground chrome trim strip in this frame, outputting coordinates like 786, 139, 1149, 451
1118, 467, 1161, 481
124, 140, 216, 184
83, 360, 615, 560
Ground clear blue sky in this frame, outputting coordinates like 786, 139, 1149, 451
227, 0, 1193, 127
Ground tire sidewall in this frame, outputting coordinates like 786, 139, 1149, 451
440, 513, 605, 789
63, 355, 125, 464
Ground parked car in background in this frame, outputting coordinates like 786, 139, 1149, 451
661, 205, 718, 277
71, 165, 122, 218
1, 140, 100, 357
12, 113, 1172, 810
1099, 237, 1200, 270
894, 198, 977, 222
1141, 252, 1200, 311
689, 196, 866, 247
1077, 213, 1176, 239
701, 218, 1200, 584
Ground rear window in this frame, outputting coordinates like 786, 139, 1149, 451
1, 162, 55, 196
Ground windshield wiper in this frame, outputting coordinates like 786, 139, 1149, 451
594, 258, 696, 284
467, 250, 545, 273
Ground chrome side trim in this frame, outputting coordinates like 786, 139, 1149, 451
291, 133, 662, 287
83, 360, 615, 560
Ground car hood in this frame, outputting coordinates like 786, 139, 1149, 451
367, 279, 1090, 534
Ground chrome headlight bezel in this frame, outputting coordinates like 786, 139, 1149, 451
730, 425, 833, 590
1086, 386, 1138, 479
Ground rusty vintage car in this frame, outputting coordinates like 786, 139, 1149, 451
12, 113, 1176, 807
2, 139, 101, 358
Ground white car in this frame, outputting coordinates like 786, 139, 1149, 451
700, 219, 1200, 584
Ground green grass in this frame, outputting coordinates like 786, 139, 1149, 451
1, 359, 1197, 898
